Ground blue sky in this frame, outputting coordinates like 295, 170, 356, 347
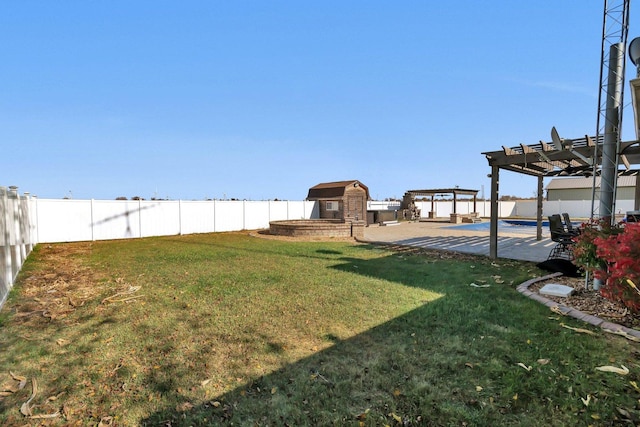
2, 1, 637, 200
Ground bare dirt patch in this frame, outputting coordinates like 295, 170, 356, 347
7, 242, 107, 328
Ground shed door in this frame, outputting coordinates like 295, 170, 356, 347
346, 195, 365, 220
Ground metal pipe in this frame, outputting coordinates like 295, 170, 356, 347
599, 42, 624, 220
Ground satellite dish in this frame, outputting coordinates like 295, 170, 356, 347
551, 126, 593, 165
551, 126, 563, 150
629, 37, 640, 66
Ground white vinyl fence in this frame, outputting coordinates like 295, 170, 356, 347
413, 200, 516, 218
2, 186, 637, 309
34, 199, 319, 243
1, 187, 36, 308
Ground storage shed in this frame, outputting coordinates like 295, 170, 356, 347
546, 176, 638, 204
307, 180, 370, 221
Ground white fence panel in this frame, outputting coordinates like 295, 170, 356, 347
512, 200, 536, 217
1, 187, 36, 308
1, 188, 11, 308
368, 201, 400, 211
414, 201, 430, 217
476, 201, 490, 217
268, 201, 290, 221
213, 201, 245, 232
286, 201, 316, 219
244, 201, 270, 230
541, 199, 636, 220
308, 201, 320, 218
37, 199, 93, 243
498, 201, 516, 217
140, 201, 181, 238
92, 200, 142, 241
615, 200, 636, 216
180, 201, 216, 234
542, 200, 584, 219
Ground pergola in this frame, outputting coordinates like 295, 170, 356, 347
482, 136, 640, 259
405, 188, 478, 217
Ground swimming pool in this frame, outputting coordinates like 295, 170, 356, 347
446, 220, 550, 232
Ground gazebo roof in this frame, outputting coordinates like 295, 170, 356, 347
482, 135, 640, 177
406, 188, 478, 197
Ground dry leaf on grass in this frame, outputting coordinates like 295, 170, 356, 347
98, 416, 114, 426
101, 285, 142, 304
603, 328, 640, 342
20, 378, 37, 416
355, 408, 370, 421
1, 372, 28, 395
17, 377, 60, 419
550, 306, 569, 316
176, 401, 194, 412
388, 412, 402, 423
595, 365, 629, 375
29, 412, 61, 420
560, 323, 596, 335
517, 362, 532, 371
469, 283, 491, 288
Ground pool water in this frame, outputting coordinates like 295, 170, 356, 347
446, 220, 548, 232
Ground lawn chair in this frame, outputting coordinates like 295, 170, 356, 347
561, 212, 580, 236
547, 214, 575, 260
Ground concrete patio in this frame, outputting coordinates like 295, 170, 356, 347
361, 220, 556, 263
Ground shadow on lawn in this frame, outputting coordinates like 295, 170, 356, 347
139, 247, 541, 426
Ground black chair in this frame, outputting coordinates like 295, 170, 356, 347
561, 212, 580, 236
547, 214, 575, 260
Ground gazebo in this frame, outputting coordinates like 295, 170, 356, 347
482, 136, 640, 259
404, 188, 479, 223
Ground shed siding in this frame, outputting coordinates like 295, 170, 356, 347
307, 181, 368, 221
548, 187, 636, 201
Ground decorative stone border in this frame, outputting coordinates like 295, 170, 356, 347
269, 219, 365, 239
517, 273, 640, 340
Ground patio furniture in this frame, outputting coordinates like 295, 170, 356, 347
561, 212, 580, 236
547, 214, 576, 260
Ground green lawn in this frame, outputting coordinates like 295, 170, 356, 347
0, 232, 638, 426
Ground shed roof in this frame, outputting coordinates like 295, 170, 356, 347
546, 176, 637, 190
307, 180, 370, 200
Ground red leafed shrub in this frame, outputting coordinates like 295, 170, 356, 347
572, 218, 623, 273
594, 222, 640, 312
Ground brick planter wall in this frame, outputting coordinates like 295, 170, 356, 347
269, 219, 362, 238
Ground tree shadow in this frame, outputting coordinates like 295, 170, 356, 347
137, 249, 549, 426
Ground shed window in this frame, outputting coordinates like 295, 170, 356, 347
326, 201, 339, 211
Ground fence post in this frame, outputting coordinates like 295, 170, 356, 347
22, 193, 33, 253
213, 200, 216, 233
138, 199, 142, 238
178, 199, 183, 235
7, 187, 22, 281
16, 192, 27, 262
1, 187, 11, 304
90, 199, 95, 241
